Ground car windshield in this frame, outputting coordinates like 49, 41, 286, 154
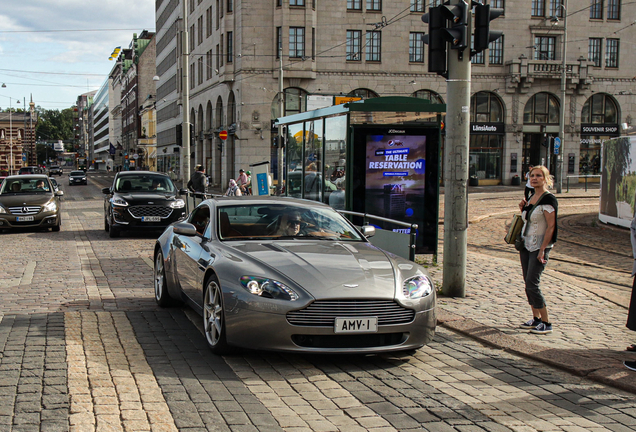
217, 203, 364, 241
1, 178, 52, 194
114, 175, 175, 193
70, 171, 85, 176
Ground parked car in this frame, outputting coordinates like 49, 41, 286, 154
153, 197, 436, 354
18, 166, 42, 175
0, 175, 63, 232
102, 171, 187, 238
68, 170, 87, 185
48, 166, 63, 176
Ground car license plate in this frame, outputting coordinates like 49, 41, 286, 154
17, 216, 34, 222
142, 216, 161, 222
334, 317, 378, 333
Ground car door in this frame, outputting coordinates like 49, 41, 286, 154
174, 205, 211, 304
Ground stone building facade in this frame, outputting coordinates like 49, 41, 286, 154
154, 0, 636, 188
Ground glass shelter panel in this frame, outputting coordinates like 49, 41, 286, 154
324, 116, 348, 209
286, 123, 304, 198
303, 120, 323, 202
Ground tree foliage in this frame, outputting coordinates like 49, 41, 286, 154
34, 107, 75, 144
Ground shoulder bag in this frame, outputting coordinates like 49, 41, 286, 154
512, 192, 548, 251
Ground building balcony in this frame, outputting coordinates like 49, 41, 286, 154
505, 55, 592, 94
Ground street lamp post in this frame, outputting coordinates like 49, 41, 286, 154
9, 97, 13, 175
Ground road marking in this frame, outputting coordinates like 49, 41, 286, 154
66, 311, 178, 432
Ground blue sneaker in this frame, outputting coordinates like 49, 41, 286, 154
530, 322, 552, 334
520, 317, 542, 329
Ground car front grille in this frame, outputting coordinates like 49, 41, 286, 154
287, 300, 415, 327
8, 206, 41, 215
128, 205, 172, 218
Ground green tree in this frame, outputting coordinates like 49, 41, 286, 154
35, 107, 75, 143
601, 137, 632, 217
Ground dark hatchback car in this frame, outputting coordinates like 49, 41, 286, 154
102, 171, 187, 238
68, 170, 87, 185
0, 175, 63, 232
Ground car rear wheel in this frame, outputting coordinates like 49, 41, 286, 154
203, 276, 230, 355
154, 252, 174, 307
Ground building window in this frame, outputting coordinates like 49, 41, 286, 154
549, 0, 563, 17
429, 0, 443, 6
198, 16, 203, 45
348, 88, 379, 99
606, 38, 619, 68
489, 37, 503, 64
190, 24, 195, 51
531, 0, 545, 16
523, 92, 560, 124
347, 0, 362, 10
491, 0, 504, 9
206, 7, 212, 37
590, 0, 603, 19
227, 0, 233, 13
216, 0, 220, 29
607, 0, 620, 19
366, 31, 381, 62
471, 91, 503, 123
276, 27, 282, 58
190, 63, 196, 89
534, 36, 556, 60
411, 90, 444, 104
588, 38, 602, 67
290, 0, 305, 5
206, 50, 212, 79
227, 32, 233, 63
289, 27, 305, 58
367, 0, 381, 11
215, 44, 220, 69
220, 37, 224, 67
472, 50, 484, 64
198, 57, 203, 85
410, 0, 424, 12
409, 32, 424, 63
277, 0, 282, 6
581, 93, 617, 124
346, 30, 362, 61
312, 27, 316, 60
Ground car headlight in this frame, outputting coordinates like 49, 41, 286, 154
0, 206, 6, 214
170, 199, 185, 209
240, 276, 299, 301
403, 275, 434, 299
112, 197, 129, 207
43, 201, 57, 212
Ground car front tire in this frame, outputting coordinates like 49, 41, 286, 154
104, 215, 109, 232
203, 276, 230, 355
154, 251, 174, 307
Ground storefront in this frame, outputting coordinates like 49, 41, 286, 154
470, 92, 505, 185
578, 93, 620, 179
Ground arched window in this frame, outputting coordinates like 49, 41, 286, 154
271, 87, 308, 119
411, 90, 444, 104
348, 88, 379, 100
581, 93, 618, 124
523, 92, 560, 124
471, 91, 504, 123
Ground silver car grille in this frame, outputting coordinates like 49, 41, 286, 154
8, 206, 41, 215
286, 300, 415, 327
128, 205, 172, 218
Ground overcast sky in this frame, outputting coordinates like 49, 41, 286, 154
0, 0, 155, 112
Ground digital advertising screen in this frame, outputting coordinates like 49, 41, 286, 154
351, 126, 440, 254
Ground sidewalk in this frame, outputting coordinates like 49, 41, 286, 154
429, 185, 636, 394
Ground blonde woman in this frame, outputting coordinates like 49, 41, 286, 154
517, 165, 558, 334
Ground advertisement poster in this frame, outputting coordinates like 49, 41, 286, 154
599, 136, 636, 228
364, 133, 427, 229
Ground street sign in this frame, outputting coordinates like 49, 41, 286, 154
554, 137, 561, 155
219, 130, 228, 140
22, 154, 26, 161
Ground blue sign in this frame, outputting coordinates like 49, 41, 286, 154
22, 154, 26, 161
256, 173, 269, 196
554, 137, 561, 148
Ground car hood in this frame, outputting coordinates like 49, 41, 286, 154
228, 241, 399, 299
115, 192, 178, 203
0, 194, 55, 206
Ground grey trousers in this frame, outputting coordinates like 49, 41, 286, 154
519, 247, 551, 309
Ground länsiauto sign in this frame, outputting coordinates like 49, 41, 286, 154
471, 123, 504, 134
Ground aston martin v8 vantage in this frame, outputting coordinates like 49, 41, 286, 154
153, 196, 436, 354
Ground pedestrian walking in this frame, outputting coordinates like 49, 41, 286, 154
517, 165, 558, 335
624, 214, 636, 371
524, 165, 534, 201
187, 165, 208, 196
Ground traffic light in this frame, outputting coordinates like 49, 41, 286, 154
473, 2, 503, 53
176, 124, 182, 146
422, 5, 448, 76
441, 1, 469, 51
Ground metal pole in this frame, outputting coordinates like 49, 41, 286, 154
181, 0, 191, 189
442, 1, 471, 298
9, 97, 12, 175
277, 44, 284, 195
556, 1, 567, 193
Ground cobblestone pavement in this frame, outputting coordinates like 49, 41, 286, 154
0, 179, 634, 431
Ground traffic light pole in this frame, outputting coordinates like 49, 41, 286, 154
442, 1, 471, 298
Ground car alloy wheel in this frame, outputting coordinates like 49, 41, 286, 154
154, 252, 173, 307
203, 276, 230, 354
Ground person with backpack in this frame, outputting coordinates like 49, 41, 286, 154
225, 179, 242, 196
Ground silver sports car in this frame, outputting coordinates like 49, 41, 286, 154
154, 196, 436, 354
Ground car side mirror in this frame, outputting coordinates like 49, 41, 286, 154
361, 225, 375, 238
101, 187, 111, 194
55, 190, 64, 197
173, 222, 197, 236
